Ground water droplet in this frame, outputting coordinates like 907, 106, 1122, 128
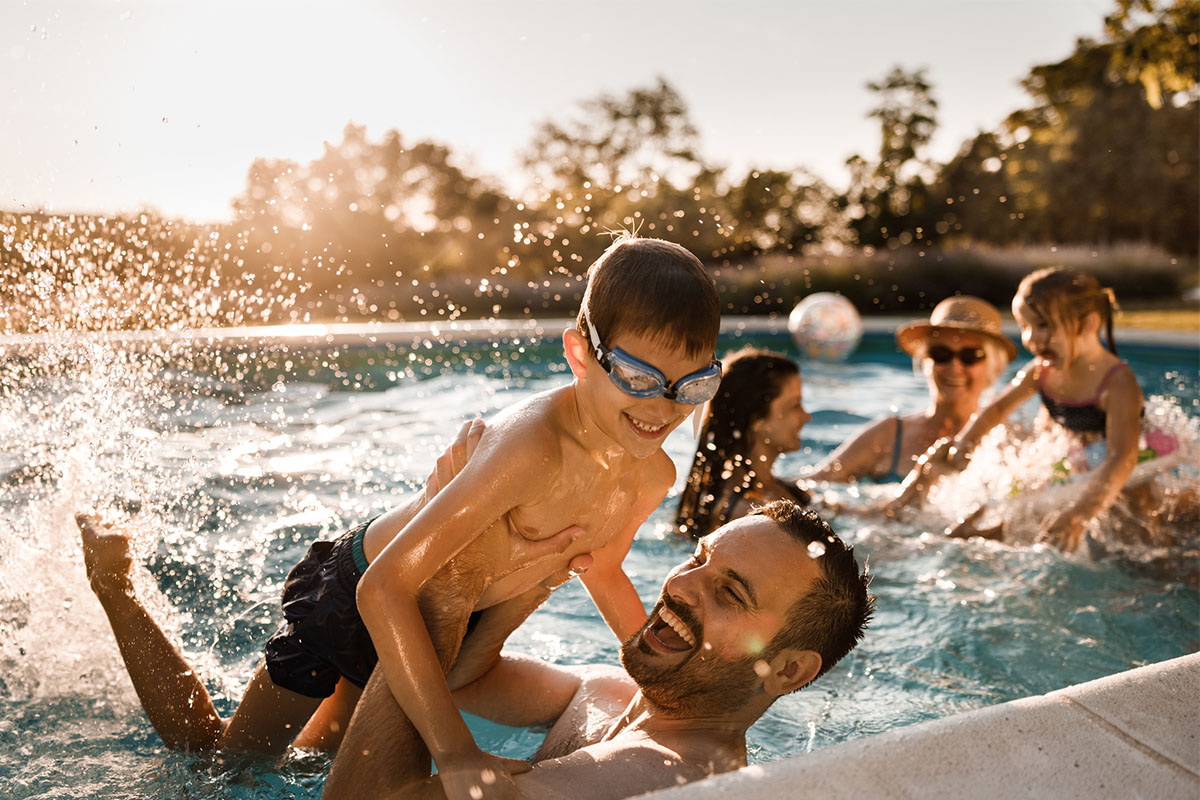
807, 541, 826, 558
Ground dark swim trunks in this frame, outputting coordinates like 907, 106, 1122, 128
264, 519, 378, 698
263, 519, 486, 699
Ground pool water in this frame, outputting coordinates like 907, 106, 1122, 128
0, 327, 1196, 799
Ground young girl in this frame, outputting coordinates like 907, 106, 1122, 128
893, 267, 1144, 552
675, 348, 812, 538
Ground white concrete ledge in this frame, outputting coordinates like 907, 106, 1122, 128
643, 653, 1200, 799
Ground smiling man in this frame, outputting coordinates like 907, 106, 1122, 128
373, 499, 872, 800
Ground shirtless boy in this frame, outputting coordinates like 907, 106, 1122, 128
78, 236, 722, 800
343, 499, 874, 800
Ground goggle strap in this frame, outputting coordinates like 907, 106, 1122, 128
581, 288, 607, 363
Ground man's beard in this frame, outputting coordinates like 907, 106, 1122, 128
620, 596, 761, 717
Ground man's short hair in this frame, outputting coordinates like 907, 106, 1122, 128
752, 500, 873, 684
577, 236, 720, 360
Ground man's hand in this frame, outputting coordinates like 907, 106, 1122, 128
424, 418, 486, 503
438, 750, 530, 800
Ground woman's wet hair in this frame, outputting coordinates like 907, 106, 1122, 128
1016, 267, 1119, 355
576, 235, 720, 359
675, 348, 801, 539
751, 500, 873, 685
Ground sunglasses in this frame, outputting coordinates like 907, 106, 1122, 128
582, 301, 722, 405
927, 345, 987, 366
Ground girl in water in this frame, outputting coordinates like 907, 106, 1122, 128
675, 349, 811, 538
894, 268, 1150, 552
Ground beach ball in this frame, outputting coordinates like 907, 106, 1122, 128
788, 293, 862, 361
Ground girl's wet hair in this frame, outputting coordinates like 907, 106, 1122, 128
1016, 267, 1119, 355
576, 236, 720, 359
675, 348, 802, 539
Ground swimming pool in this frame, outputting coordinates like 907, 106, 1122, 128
1, 324, 1196, 799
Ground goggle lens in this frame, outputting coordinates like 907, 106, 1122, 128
604, 349, 722, 405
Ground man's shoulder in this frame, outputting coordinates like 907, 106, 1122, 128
518, 734, 715, 800
574, 664, 636, 697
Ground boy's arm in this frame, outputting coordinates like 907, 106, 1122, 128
356, 424, 559, 799
1040, 367, 1143, 552
579, 454, 674, 641
891, 365, 1037, 509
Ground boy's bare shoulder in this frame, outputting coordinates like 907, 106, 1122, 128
485, 388, 573, 459
639, 448, 677, 496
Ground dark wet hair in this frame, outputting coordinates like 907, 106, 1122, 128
1016, 267, 1119, 355
752, 499, 873, 685
576, 235, 720, 360
675, 348, 802, 539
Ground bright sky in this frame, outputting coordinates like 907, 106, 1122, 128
4, 0, 1112, 222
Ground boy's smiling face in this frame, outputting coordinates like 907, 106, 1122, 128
575, 327, 714, 459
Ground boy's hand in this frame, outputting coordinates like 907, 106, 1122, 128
439, 751, 529, 800
424, 419, 486, 503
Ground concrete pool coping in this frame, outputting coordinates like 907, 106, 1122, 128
641, 652, 1200, 800
1, 315, 1195, 350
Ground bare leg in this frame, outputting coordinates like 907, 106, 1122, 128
292, 677, 362, 752
322, 668, 431, 799
80, 512, 324, 755
218, 661, 324, 753
78, 512, 225, 750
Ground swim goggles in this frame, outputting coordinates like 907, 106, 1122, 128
928, 345, 987, 366
582, 300, 722, 405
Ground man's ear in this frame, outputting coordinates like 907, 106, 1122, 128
762, 649, 822, 696
563, 328, 592, 380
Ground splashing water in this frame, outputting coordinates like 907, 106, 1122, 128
2, 217, 1197, 798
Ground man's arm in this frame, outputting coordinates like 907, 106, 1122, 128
453, 651, 587, 729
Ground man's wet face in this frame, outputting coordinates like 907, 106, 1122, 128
619, 515, 822, 716
621, 595, 760, 716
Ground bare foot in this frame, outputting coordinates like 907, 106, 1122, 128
76, 512, 136, 598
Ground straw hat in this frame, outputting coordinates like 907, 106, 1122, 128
895, 295, 1017, 361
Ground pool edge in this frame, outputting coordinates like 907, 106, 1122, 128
639, 652, 1200, 799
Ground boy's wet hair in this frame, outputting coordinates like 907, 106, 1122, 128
577, 236, 720, 360
751, 500, 873, 685
1016, 267, 1119, 355
676, 348, 806, 538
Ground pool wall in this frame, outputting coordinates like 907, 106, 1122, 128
642, 652, 1200, 799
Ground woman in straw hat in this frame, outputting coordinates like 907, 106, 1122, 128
804, 296, 1016, 487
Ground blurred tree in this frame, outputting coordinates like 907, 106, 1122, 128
1104, 0, 1199, 108
842, 66, 939, 249
996, 3, 1198, 253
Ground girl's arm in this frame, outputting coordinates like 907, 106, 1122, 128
891, 365, 1039, 509
804, 416, 898, 482
579, 454, 674, 641
356, 424, 554, 800
1040, 367, 1143, 552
